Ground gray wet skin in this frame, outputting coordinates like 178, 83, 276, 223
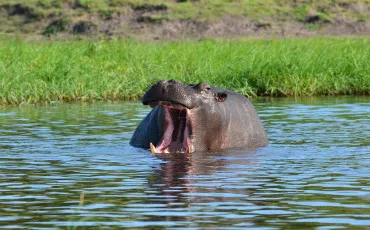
130, 80, 268, 152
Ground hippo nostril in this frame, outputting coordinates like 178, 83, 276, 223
167, 79, 178, 84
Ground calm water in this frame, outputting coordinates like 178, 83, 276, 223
0, 97, 369, 229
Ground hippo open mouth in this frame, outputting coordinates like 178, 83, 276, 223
146, 101, 193, 154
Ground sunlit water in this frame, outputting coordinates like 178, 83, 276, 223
0, 97, 369, 229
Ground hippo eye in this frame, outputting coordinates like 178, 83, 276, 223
198, 82, 211, 93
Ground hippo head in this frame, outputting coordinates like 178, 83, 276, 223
141, 80, 228, 153
130, 80, 268, 153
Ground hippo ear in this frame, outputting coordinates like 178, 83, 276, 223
215, 91, 227, 102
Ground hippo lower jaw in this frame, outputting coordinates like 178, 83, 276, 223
147, 101, 194, 154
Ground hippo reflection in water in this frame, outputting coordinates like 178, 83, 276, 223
130, 80, 268, 153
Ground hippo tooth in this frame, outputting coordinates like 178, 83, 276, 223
150, 142, 157, 154
186, 137, 193, 153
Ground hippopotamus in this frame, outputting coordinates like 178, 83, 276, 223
130, 80, 268, 153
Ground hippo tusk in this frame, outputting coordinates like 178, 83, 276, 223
150, 142, 157, 154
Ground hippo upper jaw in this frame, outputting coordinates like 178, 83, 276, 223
142, 80, 196, 110
147, 101, 194, 154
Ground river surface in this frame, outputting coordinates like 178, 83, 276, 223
0, 97, 369, 229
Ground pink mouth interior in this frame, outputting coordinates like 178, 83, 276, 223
150, 102, 192, 153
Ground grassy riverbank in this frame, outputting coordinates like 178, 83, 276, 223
0, 37, 369, 105
2, 0, 369, 38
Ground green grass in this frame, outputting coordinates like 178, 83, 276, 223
0, 37, 369, 105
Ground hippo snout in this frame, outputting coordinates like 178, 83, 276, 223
142, 80, 195, 109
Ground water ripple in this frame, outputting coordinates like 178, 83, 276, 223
0, 97, 369, 228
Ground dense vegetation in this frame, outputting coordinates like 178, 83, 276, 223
1, 37, 369, 105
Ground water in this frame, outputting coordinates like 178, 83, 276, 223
0, 97, 369, 229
